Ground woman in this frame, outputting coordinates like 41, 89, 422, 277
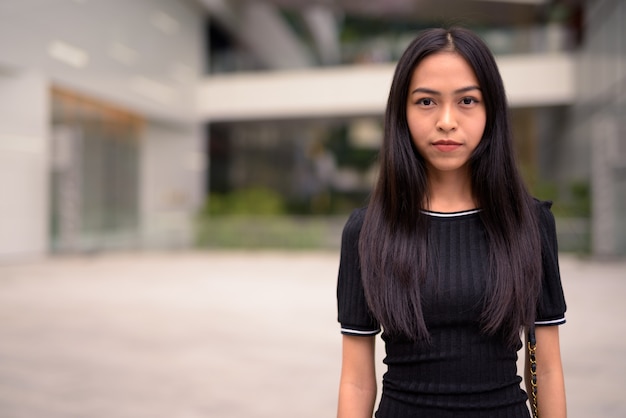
336, 27, 567, 418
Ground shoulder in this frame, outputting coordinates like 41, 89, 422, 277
342, 207, 367, 238
532, 197, 553, 212
533, 198, 556, 226
532, 198, 560, 255
339, 207, 367, 257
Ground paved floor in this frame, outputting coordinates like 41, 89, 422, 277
0, 251, 624, 418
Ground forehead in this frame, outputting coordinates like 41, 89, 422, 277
409, 52, 480, 88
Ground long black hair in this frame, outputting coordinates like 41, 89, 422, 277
359, 27, 542, 347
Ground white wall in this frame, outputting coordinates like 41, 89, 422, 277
0, 70, 49, 260
140, 122, 205, 249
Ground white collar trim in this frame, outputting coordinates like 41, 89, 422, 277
421, 209, 481, 217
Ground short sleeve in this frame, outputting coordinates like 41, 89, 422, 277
337, 208, 381, 336
535, 200, 567, 326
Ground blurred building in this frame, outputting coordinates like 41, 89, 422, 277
0, 0, 624, 259
0, 0, 206, 258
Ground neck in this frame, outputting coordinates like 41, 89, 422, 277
425, 168, 476, 213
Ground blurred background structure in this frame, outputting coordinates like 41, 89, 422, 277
0, 0, 624, 260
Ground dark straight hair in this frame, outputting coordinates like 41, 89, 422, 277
359, 27, 542, 347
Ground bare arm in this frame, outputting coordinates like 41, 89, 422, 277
525, 326, 566, 418
337, 335, 377, 418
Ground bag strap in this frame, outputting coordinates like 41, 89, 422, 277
528, 324, 538, 418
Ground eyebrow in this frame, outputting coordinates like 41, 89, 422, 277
410, 86, 482, 95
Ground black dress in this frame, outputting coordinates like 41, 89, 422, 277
337, 201, 566, 418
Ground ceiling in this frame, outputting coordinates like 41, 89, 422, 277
224, 0, 556, 25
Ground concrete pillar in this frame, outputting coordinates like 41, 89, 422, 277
0, 69, 49, 260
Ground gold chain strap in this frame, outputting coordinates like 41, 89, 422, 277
528, 330, 538, 418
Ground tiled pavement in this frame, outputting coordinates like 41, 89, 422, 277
0, 251, 624, 418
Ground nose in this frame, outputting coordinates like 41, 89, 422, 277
436, 104, 457, 132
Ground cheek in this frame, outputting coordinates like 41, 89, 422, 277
406, 117, 427, 142
471, 113, 487, 142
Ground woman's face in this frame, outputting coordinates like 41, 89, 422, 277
406, 52, 486, 177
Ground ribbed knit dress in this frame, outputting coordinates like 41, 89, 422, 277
337, 201, 566, 418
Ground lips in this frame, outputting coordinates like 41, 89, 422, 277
433, 139, 461, 152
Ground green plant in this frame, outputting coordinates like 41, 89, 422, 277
199, 187, 286, 217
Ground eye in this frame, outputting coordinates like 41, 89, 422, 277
417, 98, 434, 106
460, 97, 479, 105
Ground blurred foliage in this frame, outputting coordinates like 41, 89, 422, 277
198, 186, 368, 218
199, 187, 286, 217
194, 216, 340, 249
285, 191, 367, 216
194, 186, 357, 249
